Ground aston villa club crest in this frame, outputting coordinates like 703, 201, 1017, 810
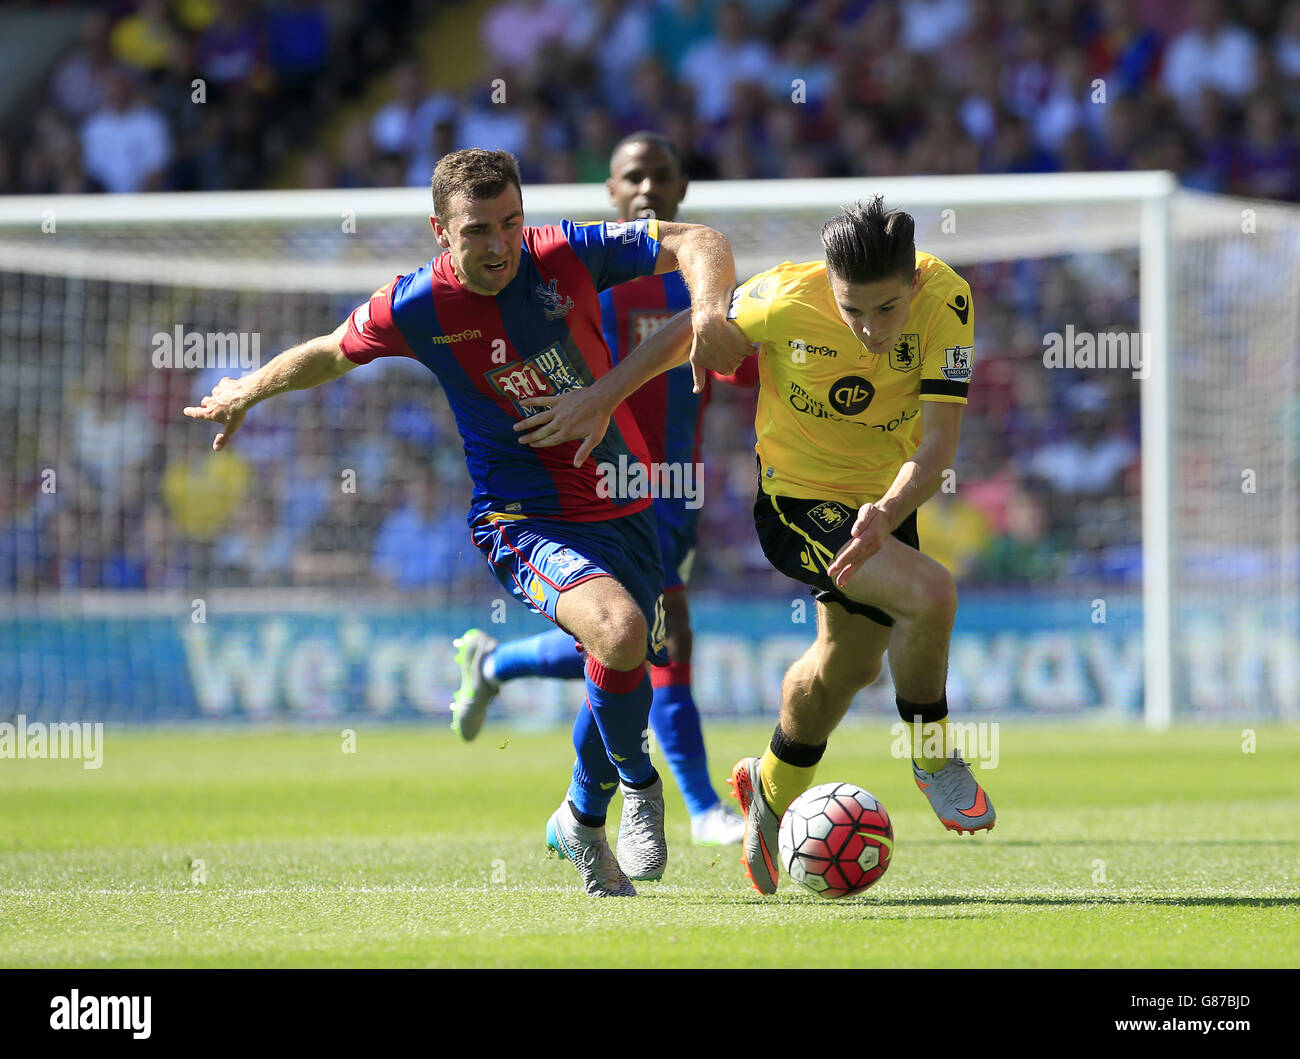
535, 278, 574, 320
808, 501, 852, 533
889, 334, 920, 372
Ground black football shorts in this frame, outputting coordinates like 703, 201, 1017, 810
753, 488, 919, 628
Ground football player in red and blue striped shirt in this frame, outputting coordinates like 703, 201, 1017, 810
183, 148, 751, 896
455, 133, 748, 846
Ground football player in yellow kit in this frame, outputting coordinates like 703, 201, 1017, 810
516, 196, 995, 895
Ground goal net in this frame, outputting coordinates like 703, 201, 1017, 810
0, 175, 1295, 725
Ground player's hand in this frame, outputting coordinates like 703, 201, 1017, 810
183, 377, 250, 451
688, 311, 752, 394
514, 389, 613, 467
826, 502, 891, 589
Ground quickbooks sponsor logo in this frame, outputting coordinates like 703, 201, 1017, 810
789, 381, 835, 419
870, 407, 918, 433
788, 382, 913, 432
828, 376, 875, 416
789, 382, 867, 426
431, 328, 484, 344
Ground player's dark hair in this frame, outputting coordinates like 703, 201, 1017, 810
610, 130, 682, 171
431, 148, 523, 220
821, 197, 916, 285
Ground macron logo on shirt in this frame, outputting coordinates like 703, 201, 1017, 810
430, 328, 484, 344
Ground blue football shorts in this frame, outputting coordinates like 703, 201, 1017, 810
471, 504, 667, 664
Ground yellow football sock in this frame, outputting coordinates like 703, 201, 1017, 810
759, 746, 819, 817
910, 718, 953, 773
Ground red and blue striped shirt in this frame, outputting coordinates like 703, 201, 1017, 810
599, 270, 702, 474
340, 219, 663, 525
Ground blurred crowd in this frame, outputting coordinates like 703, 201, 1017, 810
0, 330, 497, 596
0, 0, 414, 194
2, 0, 1300, 197
0, 249, 1142, 595
365, 0, 1297, 200
4, 0, 1296, 200
14, 0, 1277, 595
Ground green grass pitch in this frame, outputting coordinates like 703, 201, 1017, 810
2, 723, 1297, 968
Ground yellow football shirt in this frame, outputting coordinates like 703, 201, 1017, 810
727, 253, 973, 507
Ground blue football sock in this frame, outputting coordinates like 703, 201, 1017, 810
567, 702, 619, 820
584, 655, 655, 786
650, 663, 719, 818
487, 627, 586, 683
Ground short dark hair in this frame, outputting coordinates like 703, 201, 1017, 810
821, 196, 915, 285
431, 148, 522, 220
610, 130, 682, 171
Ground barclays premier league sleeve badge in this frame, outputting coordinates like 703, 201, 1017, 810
941, 345, 973, 382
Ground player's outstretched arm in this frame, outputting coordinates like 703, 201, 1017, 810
653, 221, 752, 385
826, 402, 964, 587
183, 321, 356, 451
515, 309, 694, 466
